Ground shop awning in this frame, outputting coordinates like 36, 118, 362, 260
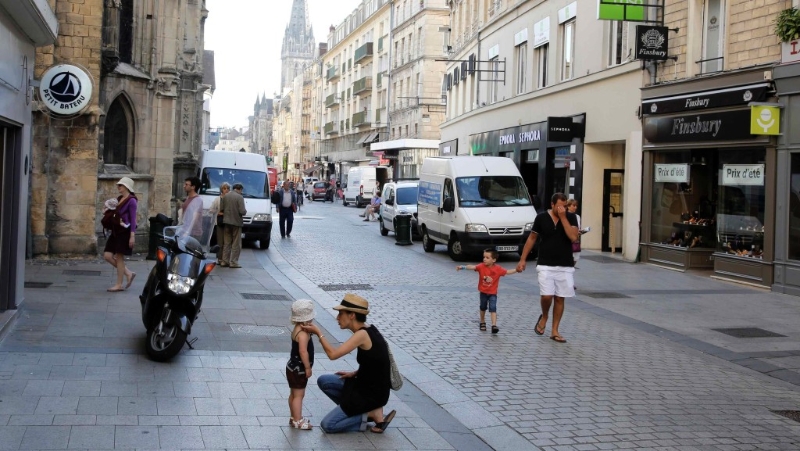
356, 134, 369, 145
303, 165, 322, 175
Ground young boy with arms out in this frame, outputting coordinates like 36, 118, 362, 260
457, 249, 518, 334
287, 299, 316, 430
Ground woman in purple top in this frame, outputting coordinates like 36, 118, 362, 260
103, 177, 138, 292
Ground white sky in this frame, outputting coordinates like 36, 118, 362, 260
205, 0, 363, 129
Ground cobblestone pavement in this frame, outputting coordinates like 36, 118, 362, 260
263, 201, 800, 450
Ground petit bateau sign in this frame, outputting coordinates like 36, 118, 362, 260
39, 64, 93, 116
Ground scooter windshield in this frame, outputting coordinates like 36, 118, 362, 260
169, 253, 203, 278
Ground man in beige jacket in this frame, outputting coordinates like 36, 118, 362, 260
219, 183, 247, 268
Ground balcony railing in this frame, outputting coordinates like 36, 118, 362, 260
326, 66, 339, 81
353, 76, 372, 96
324, 122, 338, 135
325, 93, 340, 108
354, 42, 374, 64
352, 110, 370, 127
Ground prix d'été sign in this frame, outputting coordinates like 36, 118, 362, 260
598, 0, 645, 21
721, 164, 765, 186
654, 164, 690, 183
39, 64, 93, 116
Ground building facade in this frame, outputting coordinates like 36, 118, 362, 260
439, 0, 644, 259
281, 0, 315, 93
0, 0, 58, 311
272, 93, 293, 180
249, 94, 274, 158
639, 0, 795, 294
30, 0, 209, 255
372, 0, 450, 179
320, 0, 391, 179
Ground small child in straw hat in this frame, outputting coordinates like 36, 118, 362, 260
287, 299, 316, 430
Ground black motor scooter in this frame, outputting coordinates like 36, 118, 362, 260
139, 219, 217, 361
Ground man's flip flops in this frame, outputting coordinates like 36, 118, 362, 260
370, 409, 396, 433
534, 315, 545, 335
550, 335, 567, 343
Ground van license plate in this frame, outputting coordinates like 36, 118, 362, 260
496, 246, 518, 252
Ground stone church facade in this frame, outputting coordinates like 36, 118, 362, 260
31, 0, 210, 255
281, 0, 315, 93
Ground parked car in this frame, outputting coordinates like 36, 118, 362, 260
379, 181, 420, 238
311, 181, 333, 201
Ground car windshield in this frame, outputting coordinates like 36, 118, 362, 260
455, 176, 532, 207
200, 168, 268, 199
396, 186, 419, 205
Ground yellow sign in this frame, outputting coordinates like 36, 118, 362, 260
750, 105, 780, 135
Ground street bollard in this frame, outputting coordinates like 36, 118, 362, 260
146, 214, 173, 260
393, 214, 413, 246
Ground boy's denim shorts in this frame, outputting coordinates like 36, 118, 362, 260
479, 293, 498, 313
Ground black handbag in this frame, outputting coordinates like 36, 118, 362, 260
216, 214, 224, 227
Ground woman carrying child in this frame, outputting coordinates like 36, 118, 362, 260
103, 177, 138, 292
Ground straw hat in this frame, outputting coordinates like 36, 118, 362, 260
332, 293, 370, 315
116, 177, 135, 193
290, 299, 315, 323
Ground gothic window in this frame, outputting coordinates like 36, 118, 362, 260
119, 0, 134, 64
104, 96, 134, 166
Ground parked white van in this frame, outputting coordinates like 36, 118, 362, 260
378, 180, 420, 238
343, 166, 391, 208
198, 150, 273, 249
417, 156, 537, 261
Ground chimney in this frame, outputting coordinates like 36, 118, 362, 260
318, 43, 328, 57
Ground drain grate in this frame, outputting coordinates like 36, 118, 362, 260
772, 410, 800, 423
24, 282, 52, 289
581, 256, 625, 264
318, 284, 373, 292
240, 293, 290, 301
229, 324, 286, 336
713, 327, 787, 338
581, 292, 630, 299
62, 270, 102, 276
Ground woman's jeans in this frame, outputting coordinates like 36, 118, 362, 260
317, 374, 367, 433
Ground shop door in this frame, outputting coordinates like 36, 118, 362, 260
546, 147, 571, 202
602, 169, 624, 252
520, 161, 539, 210
0, 124, 20, 310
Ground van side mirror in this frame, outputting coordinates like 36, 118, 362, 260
443, 197, 455, 212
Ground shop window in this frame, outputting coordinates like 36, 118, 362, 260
104, 96, 134, 166
651, 148, 767, 259
790, 154, 800, 261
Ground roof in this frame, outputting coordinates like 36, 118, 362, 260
203, 50, 216, 92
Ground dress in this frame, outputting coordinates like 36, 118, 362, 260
103, 195, 137, 256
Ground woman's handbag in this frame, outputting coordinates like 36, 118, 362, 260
386, 340, 403, 391
572, 241, 581, 253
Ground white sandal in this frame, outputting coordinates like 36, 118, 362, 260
290, 417, 313, 430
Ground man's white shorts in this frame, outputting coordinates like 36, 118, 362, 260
536, 266, 575, 298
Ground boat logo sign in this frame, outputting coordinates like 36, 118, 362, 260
39, 64, 93, 116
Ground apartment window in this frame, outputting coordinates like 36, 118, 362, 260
488, 57, 499, 103
561, 20, 575, 81
536, 44, 549, 89
608, 21, 629, 66
405, 125, 409, 136
701, 0, 725, 73
516, 43, 527, 95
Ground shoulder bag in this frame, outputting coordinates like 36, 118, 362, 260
385, 339, 403, 391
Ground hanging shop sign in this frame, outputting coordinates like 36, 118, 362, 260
642, 83, 769, 115
750, 105, 780, 135
39, 64, 93, 116
643, 110, 753, 143
597, 0, 645, 21
635, 25, 669, 61
721, 164, 765, 186
547, 117, 575, 142
654, 164, 690, 183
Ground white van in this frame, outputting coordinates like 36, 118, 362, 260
417, 156, 537, 261
198, 150, 273, 249
379, 181, 420, 237
343, 166, 391, 208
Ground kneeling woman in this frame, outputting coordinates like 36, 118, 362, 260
302, 294, 396, 433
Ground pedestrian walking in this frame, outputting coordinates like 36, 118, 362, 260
277, 180, 298, 238
219, 183, 246, 268
102, 177, 138, 292
457, 248, 518, 334
301, 294, 396, 434
566, 199, 582, 265
287, 299, 316, 430
297, 181, 305, 206
211, 182, 230, 265
517, 193, 580, 343
179, 177, 204, 240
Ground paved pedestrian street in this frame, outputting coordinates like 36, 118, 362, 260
3, 200, 800, 450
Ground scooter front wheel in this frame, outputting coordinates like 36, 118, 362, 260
145, 322, 187, 362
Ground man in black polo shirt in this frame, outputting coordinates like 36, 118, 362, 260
517, 193, 580, 343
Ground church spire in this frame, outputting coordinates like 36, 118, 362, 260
281, 0, 315, 92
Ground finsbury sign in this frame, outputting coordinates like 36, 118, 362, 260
39, 64, 93, 116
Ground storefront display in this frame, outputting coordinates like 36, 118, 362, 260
790, 155, 800, 261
